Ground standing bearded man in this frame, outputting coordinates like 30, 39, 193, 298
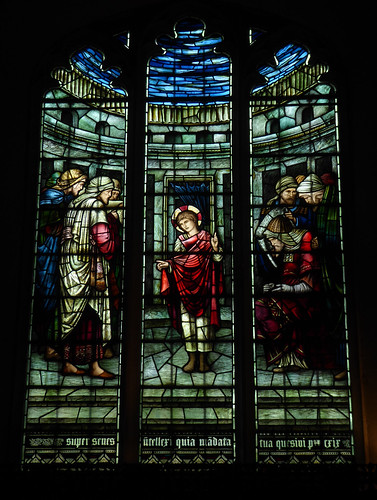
35, 168, 87, 361
59, 176, 120, 378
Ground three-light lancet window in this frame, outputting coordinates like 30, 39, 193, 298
22, 17, 353, 467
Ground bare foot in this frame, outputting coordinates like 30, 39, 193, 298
45, 346, 61, 361
89, 361, 115, 379
62, 362, 86, 375
335, 370, 347, 381
183, 353, 196, 373
183, 361, 196, 373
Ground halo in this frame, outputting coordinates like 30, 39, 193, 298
171, 205, 202, 232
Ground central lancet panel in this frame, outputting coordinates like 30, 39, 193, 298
140, 18, 235, 464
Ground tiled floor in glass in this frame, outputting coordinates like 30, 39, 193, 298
26, 319, 350, 429
255, 344, 351, 427
26, 351, 120, 425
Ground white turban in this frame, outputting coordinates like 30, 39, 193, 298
297, 173, 324, 193
72, 176, 114, 206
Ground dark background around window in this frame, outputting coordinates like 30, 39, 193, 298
3, 0, 376, 495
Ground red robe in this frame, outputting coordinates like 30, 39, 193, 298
255, 231, 336, 369
160, 229, 223, 334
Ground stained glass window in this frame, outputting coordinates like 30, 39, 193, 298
21, 15, 355, 470
140, 18, 234, 464
250, 39, 353, 464
22, 45, 128, 465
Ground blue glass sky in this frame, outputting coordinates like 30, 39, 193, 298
252, 43, 309, 92
148, 18, 230, 105
71, 47, 126, 95
69, 24, 308, 101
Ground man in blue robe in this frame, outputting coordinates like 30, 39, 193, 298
34, 168, 87, 359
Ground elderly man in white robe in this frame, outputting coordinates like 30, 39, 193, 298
59, 176, 121, 379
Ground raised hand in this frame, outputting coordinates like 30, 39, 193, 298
211, 232, 219, 252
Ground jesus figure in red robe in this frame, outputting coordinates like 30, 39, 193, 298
156, 205, 223, 373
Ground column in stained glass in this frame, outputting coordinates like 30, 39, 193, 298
140, 18, 235, 464
22, 45, 128, 466
250, 40, 354, 464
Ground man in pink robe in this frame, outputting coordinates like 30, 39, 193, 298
59, 176, 121, 379
255, 215, 336, 372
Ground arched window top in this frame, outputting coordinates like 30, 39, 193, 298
266, 117, 280, 134
50, 46, 127, 114
253, 43, 310, 91
70, 47, 126, 95
148, 17, 230, 105
297, 105, 314, 124
95, 120, 111, 136
251, 42, 329, 98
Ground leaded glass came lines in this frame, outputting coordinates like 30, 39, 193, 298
22, 44, 127, 466
141, 18, 234, 465
250, 39, 353, 464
